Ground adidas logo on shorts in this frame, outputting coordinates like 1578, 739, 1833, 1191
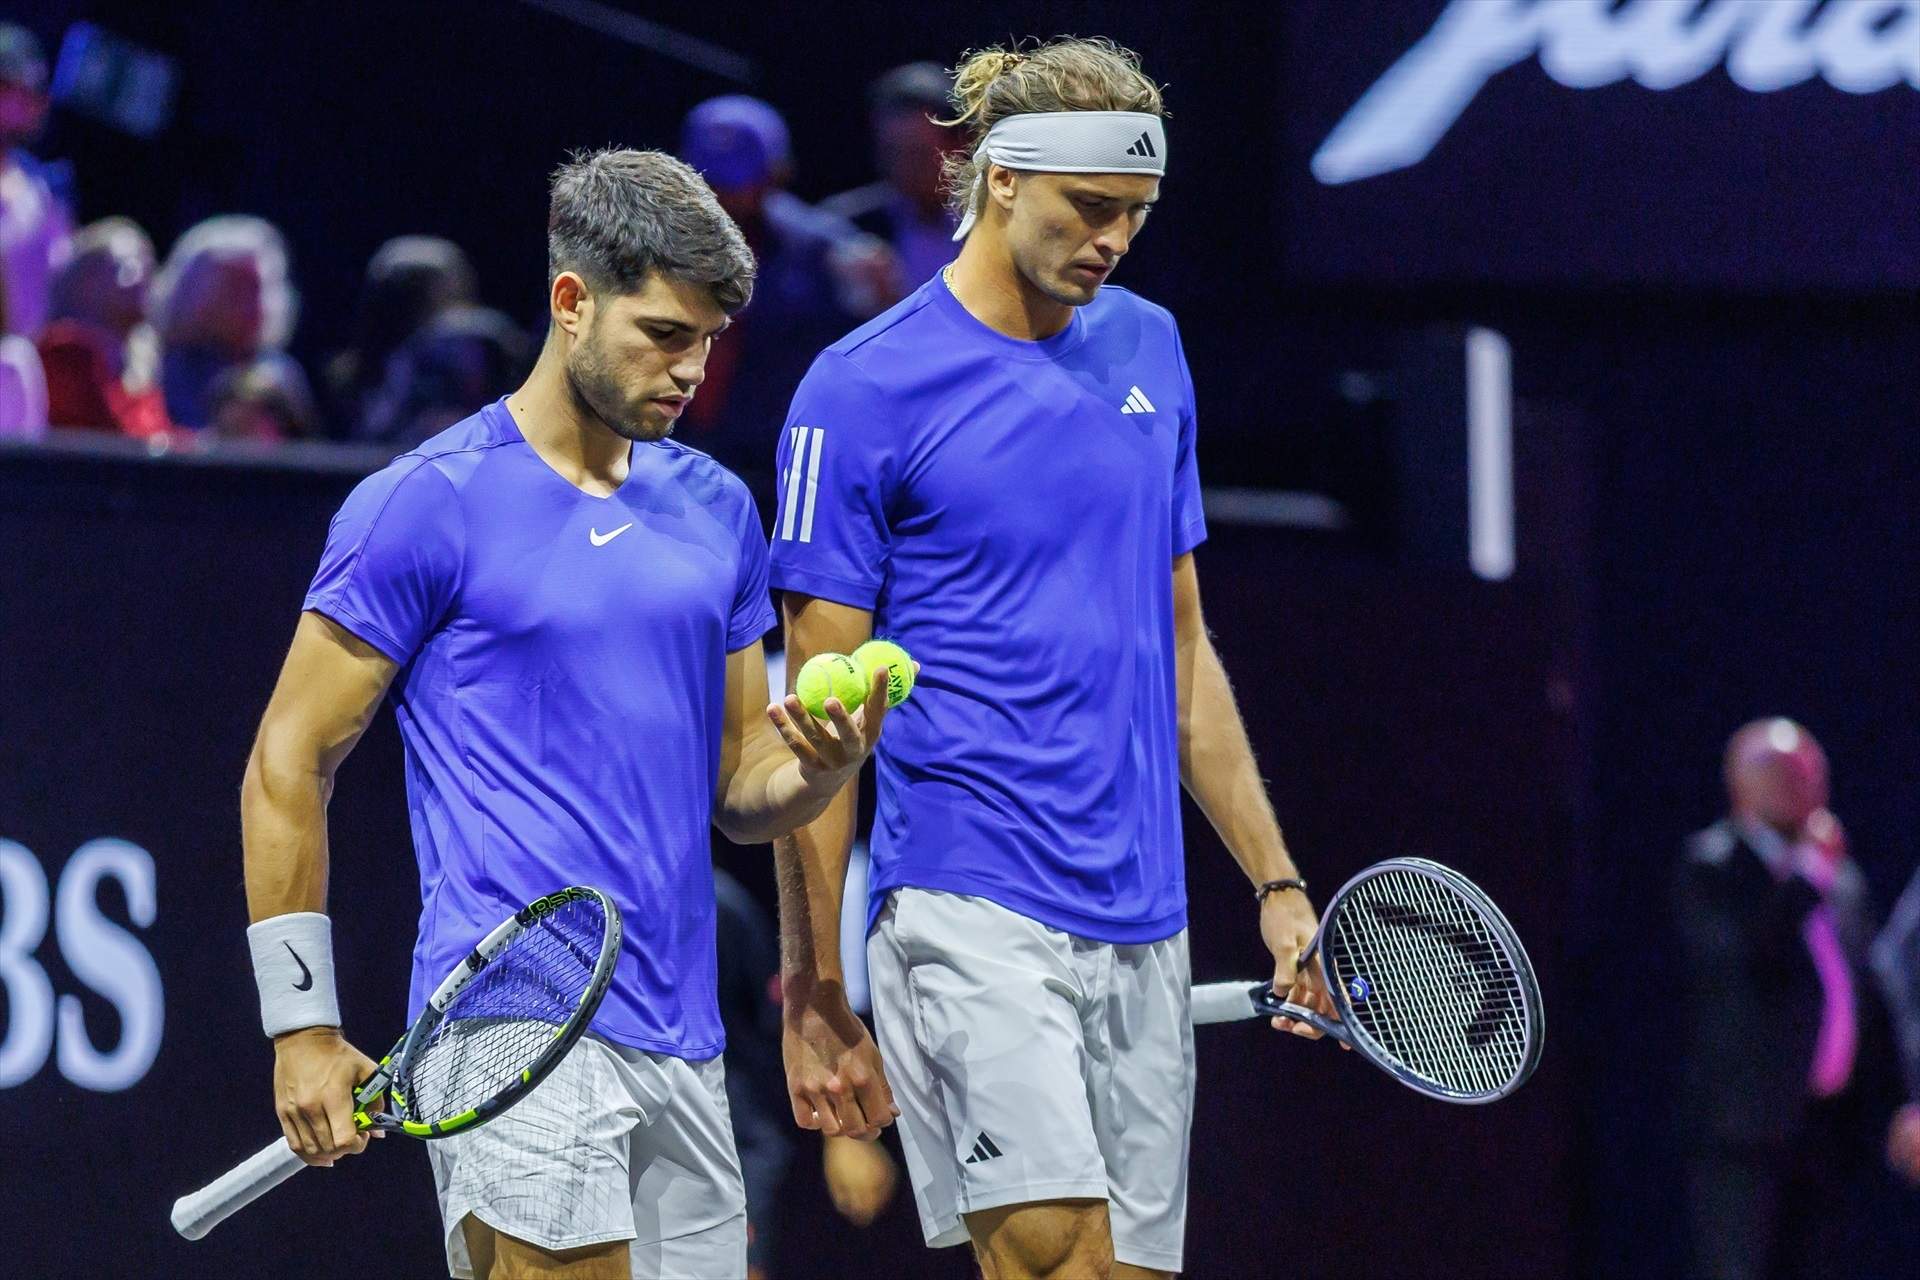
963, 1131, 1005, 1164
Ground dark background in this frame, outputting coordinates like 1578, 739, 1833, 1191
3, 1, 1917, 1277
0, 446, 1578, 1278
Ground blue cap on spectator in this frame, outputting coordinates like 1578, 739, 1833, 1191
680, 95, 790, 190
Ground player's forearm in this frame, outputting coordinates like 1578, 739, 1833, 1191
774, 779, 859, 986
716, 736, 847, 845
1179, 633, 1299, 885
241, 736, 333, 922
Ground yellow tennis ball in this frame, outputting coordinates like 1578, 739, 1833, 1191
795, 653, 866, 720
852, 639, 915, 708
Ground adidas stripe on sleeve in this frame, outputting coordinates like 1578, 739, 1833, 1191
769, 352, 899, 609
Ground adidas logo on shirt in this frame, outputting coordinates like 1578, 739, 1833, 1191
1119, 386, 1157, 415
1125, 131, 1156, 158
963, 1131, 1005, 1164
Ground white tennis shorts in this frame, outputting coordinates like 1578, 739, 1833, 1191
425, 1034, 746, 1279
868, 888, 1196, 1273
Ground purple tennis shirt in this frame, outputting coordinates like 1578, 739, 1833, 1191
769, 277, 1206, 943
304, 399, 775, 1057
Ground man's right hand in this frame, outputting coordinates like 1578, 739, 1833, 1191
273, 1026, 381, 1166
781, 977, 898, 1141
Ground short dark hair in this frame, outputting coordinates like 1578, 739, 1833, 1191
547, 148, 755, 314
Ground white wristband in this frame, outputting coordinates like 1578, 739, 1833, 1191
247, 912, 342, 1037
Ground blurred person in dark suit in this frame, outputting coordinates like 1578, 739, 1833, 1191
0, 23, 71, 340
1677, 718, 1908, 1280
151, 214, 308, 430
355, 303, 532, 447
1872, 862, 1920, 1183
676, 95, 885, 490
38, 217, 170, 435
324, 235, 477, 436
821, 62, 963, 309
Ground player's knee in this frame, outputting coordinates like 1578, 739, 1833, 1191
971, 1199, 1114, 1280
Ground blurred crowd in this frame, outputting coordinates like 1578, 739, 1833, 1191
0, 22, 959, 488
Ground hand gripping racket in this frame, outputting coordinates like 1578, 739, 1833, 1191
1191, 858, 1543, 1103
172, 886, 621, 1239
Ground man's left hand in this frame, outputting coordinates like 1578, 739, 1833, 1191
768, 666, 892, 795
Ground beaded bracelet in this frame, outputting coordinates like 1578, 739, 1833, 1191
1255, 877, 1308, 904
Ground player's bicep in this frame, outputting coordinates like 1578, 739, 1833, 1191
1172, 552, 1205, 646
252, 612, 399, 779
768, 356, 896, 607
718, 639, 776, 799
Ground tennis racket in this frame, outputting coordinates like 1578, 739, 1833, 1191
172, 885, 621, 1239
1191, 857, 1543, 1104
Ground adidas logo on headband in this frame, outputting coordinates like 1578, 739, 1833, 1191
953, 111, 1169, 240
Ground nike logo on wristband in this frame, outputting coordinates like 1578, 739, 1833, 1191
284, 941, 314, 991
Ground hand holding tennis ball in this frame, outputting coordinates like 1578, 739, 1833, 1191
852, 639, 916, 708
795, 653, 868, 720
770, 652, 885, 794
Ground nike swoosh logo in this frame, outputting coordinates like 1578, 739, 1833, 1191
589, 523, 634, 547
284, 941, 314, 992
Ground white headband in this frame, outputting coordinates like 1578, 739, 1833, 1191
952, 110, 1168, 241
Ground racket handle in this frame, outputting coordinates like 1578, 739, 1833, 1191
1190, 981, 1268, 1024
171, 1137, 309, 1239
1190, 981, 1351, 1043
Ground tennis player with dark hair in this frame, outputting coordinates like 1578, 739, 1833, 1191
769, 40, 1333, 1280
240, 148, 891, 1279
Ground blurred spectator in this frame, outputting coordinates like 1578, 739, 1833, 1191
150, 214, 306, 430
1872, 862, 1920, 1182
677, 95, 883, 483
682, 94, 882, 326
0, 330, 47, 437
323, 234, 477, 435
37, 217, 169, 435
356, 303, 531, 447
0, 23, 72, 339
1676, 719, 1908, 1280
822, 62, 963, 307
207, 356, 318, 443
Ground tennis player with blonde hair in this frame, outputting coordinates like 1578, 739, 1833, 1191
769, 38, 1334, 1279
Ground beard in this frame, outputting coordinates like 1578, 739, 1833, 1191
566, 326, 671, 443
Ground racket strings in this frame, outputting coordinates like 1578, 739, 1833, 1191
1325, 870, 1531, 1096
1352, 880, 1526, 1095
399, 896, 608, 1123
1354, 878, 1526, 1092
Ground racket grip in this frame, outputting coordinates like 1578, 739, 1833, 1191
1190, 981, 1266, 1024
1191, 982, 1352, 1043
171, 1137, 309, 1239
